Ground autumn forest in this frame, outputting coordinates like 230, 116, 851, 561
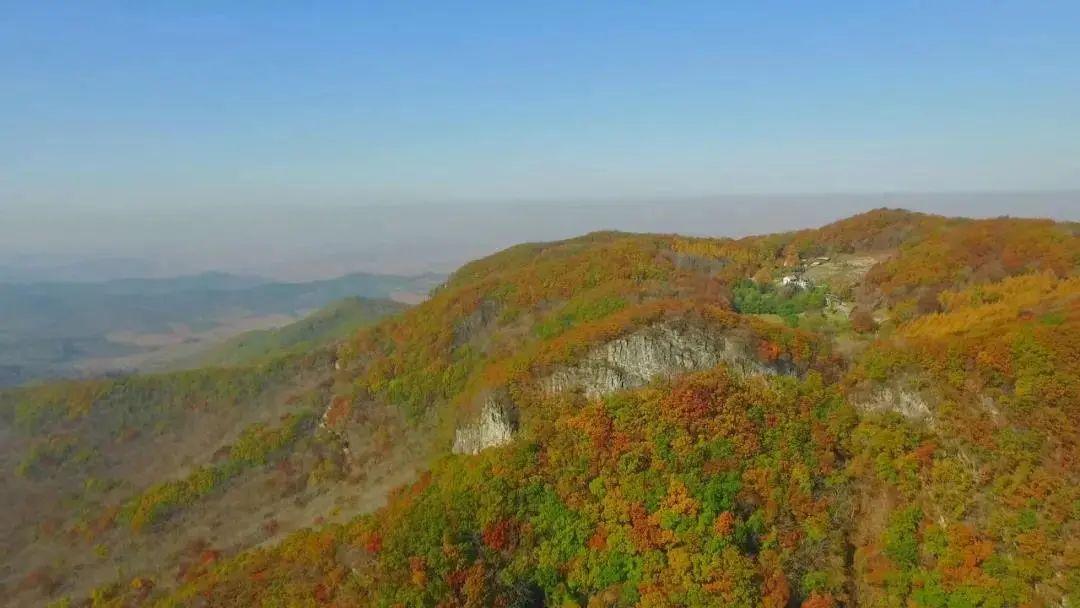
1, 209, 1077, 608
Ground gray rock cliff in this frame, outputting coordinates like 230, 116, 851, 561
542, 322, 789, 399
453, 321, 796, 454
451, 392, 519, 455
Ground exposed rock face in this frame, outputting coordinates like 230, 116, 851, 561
452, 393, 519, 455
453, 322, 796, 454
854, 385, 933, 421
317, 397, 357, 468
452, 300, 500, 347
542, 322, 791, 399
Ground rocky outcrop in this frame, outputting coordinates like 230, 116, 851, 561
452, 300, 500, 347
542, 322, 791, 399
853, 384, 933, 421
452, 392, 519, 455
453, 322, 795, 454
317, 396, 356, 466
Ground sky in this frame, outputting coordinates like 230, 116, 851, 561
4, 1, 1080, 204
1, 2, 1078, 279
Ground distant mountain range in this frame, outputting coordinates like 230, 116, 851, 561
0, 256, 169, 283
0, 271, 442, 385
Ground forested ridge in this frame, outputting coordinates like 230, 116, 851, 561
2, 209, 1077, 607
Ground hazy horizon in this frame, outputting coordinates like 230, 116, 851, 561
3, 191, 1077, 282
4, 3, 1079, 282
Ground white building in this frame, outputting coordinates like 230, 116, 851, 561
780, 274, 811, 290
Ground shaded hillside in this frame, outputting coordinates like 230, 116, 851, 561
2, 209, 1078, 607
186, 297, 407, 368
0, 348, 432, 607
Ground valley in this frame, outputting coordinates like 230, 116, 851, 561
0, 272, 443, 385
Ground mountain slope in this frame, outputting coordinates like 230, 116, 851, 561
2, 209, 1077, 607
187, 296, 407, 368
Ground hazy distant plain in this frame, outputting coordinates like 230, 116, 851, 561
3, 192, 1077, 282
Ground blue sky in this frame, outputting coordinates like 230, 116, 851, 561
3, 1, 1079, 207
